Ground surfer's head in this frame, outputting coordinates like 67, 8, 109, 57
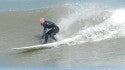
39, 18, 45, 25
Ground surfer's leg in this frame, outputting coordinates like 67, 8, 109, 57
43, 33, 49, 44
50, 31, 57, 41
50, 27, 59, 41
43, 30, 53, 44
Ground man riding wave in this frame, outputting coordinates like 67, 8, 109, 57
39, 18, 59, 44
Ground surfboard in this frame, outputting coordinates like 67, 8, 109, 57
12, 36, 78, 51
12, 42, 60, 51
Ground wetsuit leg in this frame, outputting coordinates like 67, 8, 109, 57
50, 28, 59, 41
50, 32, 57, 41
43, 29, 53, 44
43, 33, 49, 44
50, 27, 59, 41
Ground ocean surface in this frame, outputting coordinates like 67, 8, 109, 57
0, 0, 125, 68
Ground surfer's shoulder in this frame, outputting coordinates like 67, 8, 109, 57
44, 21, 56, 27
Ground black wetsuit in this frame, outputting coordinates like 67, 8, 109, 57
41, 21, 59, 44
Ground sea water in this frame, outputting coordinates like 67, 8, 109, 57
0, 0, 125, 68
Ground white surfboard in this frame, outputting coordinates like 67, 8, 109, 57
12, 36, 80, 51
12, 42, 61, 51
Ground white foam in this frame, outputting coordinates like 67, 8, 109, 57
56, 8, 125, 46
111, 9, 125, 24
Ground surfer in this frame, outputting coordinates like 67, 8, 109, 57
39, 18, 59, 44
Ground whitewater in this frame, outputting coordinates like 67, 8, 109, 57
54, 7, 125, 47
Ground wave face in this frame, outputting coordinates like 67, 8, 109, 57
57, 5, 125, 46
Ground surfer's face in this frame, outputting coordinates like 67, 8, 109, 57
40, 18, 45, 25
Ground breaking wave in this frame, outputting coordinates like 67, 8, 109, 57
56, 5, 125, 46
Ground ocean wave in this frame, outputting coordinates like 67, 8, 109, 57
56, 8, 125, 46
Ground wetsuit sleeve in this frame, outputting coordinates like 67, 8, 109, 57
46, 21, 56, 26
